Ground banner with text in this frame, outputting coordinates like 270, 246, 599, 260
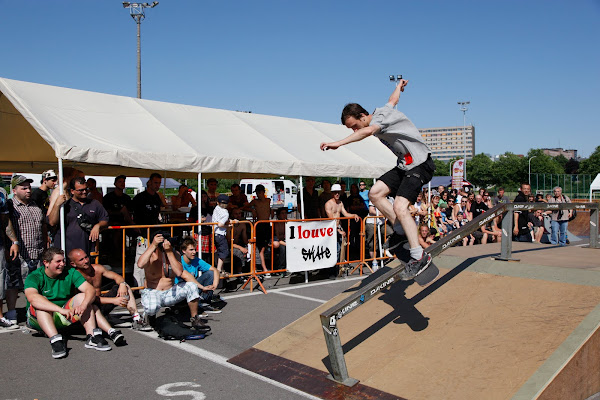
452, 159, 465, 189
286, 220, 337, 272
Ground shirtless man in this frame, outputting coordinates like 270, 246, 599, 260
136, 232, 209, 329
325, 184, 360, 277
68, 248, 150, 331
250, 185, 272, 276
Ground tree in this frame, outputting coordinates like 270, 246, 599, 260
564, 158, 579, 174
467, 153, 494, 188
526, 149, 563, 176
554, 154, 568, 171
433, 159, 448, 176
580, 146, 600, 177
492, 152, 526, 189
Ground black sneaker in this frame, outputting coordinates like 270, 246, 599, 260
201, 304, 222, 314
85, 329, 111, 351
50, 335, 67, 359
383, 232, 404, 257
190, 316, 212, 334
401, 253, 433, 281
109, 329, 126, 346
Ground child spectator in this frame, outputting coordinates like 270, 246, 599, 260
212, 194, 231, 277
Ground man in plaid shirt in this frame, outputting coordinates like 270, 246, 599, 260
5, 175, 46, 325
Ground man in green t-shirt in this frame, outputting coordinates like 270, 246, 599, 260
24, 247, 117, 359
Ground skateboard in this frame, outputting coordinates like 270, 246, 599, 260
393, 240, 439, 286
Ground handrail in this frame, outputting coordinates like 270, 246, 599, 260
319, 201, 599, 386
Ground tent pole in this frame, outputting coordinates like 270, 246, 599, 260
298, 175, 308, 283
374, 178, 384, 264
198, 172, 202, 259
57, 158, 66, 252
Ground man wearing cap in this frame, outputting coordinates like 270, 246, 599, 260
325, 184, 360, 277
0, 187, 20, 328
48, 176, 109, 258
212, 194, 231, 277
3, 175, 46, 325
32, 170, 58, 212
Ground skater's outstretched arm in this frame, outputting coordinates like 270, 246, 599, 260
320, 125, 379, 151
387, 79, 409, 108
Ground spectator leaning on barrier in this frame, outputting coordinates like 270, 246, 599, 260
5, 175, 46, 325
213, 194, 232, 278
68, 248, 147, 332
25, 248, 114, 359
132, 173, 163, 226
513, 183, 533, 242
325, 184, 360, 278
250, 185, 272, 277
0, 187, 20, 329
228, 207, 249, 274
548, 186, 571, 246
48, 177, 109, 258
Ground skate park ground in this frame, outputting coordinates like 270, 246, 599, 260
2, 238, 600, 399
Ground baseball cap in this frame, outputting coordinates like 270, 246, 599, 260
42, 169, 58, 180
11, 175, 33, 187
331, 184, 342, 192
217, 194, 229, 204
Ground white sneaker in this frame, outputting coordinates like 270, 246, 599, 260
0, 317, 18, 330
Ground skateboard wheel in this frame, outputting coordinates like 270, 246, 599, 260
414, 262, 439, 286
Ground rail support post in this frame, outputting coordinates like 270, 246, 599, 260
319, 314, 359, 387
494, 205, 519, 261
589, 207, 599, 249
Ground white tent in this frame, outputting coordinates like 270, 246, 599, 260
0, 77, 396, 179
590, 173, 600, 201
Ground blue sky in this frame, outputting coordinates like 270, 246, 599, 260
1, 0, 598, 157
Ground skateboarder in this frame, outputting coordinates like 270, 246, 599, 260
320, 79, 435, 280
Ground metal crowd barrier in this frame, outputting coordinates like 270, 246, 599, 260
319, 202, 600, 386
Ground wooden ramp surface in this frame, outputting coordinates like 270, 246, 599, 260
229, 244, 600, 400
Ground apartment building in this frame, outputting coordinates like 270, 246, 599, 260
419, 126, 475, 162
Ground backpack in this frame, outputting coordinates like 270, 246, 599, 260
154, 315, 207, 342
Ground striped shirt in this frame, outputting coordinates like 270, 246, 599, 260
9, 198, 45, 260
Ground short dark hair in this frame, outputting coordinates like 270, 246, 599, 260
276, 207, 288, 216
341, 103, 369, 124
207, 178, 217, 184
69, 176, 86, 190
231, 183, 240, 190
180, 238, 197, 251
149, 172, 162, 181
114, 175, 126, 184
42, 247, 64, 264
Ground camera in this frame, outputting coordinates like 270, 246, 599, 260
154, 231, 181, 249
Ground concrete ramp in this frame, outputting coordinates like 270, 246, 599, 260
229, 244, 600, 399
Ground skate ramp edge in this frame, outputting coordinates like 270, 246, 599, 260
229, 252, 600, 400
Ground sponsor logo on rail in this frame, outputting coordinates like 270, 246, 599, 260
369, 277, 396, 296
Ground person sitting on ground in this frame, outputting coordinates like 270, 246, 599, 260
535, 193, 545, 203
171, 184, 197, 210
212, 194, 232, 278
453, 213, 474, 246
250, 185, 272, 277
528, 209, 546, 243
481, 217, 502, 244
136, 232, 208, 329
68, 248, 150, 331
24, 248, 118, 359
174, 238, 221, 315
86, 178, 103, 204
410, 191, 428, 225
418, 224, 436, 249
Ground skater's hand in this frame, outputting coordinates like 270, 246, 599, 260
320, 142, 339, 151
399, 79, 409, 92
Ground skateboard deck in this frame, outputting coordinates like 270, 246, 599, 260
393, 240, 439, 287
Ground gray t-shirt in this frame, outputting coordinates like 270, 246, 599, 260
370, 104, 431, 171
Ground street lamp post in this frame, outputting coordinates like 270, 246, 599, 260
457, 101, 470, 180
122, 2, 159, 99
528, 156, 537, 185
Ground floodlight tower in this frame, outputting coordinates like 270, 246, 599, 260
458, 100, 470, 180
389, 75, 402, 109
122, 2, 159, 99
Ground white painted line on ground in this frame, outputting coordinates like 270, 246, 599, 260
273, 291, 327, 304
138, 331, 321, 400
221, 275, 365, 301
0, 327, 21, 334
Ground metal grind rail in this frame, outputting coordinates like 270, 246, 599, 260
319, 202, 599, 386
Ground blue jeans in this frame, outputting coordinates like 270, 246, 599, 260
550, 220, 568, 246
197, 270, 215, 303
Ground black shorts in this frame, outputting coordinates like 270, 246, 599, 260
214, 234, 230, 259
378, 155, 435, 204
